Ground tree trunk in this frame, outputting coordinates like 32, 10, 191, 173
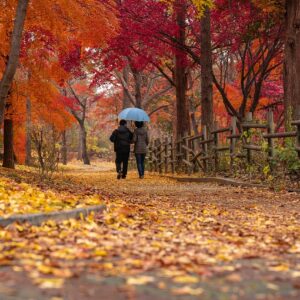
174, 0, 190, 138
3, 115, 15, 169
80, 124, 90, 165
200, 7, 214, 132
122, 65, 131, 109
61, 130, 67, 165
35, 131, 45, 173
284, 0, 300, 128
77, 126, 83, 160
25, 98, 32, 165
132, 68, 143, 108
0, 0, 29, 125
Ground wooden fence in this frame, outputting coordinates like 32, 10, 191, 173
148, 111, 300, 175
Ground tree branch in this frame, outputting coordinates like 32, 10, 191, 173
149, 104, 170, 116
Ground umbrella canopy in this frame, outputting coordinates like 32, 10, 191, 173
118, 107, 150, 122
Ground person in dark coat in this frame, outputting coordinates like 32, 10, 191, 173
110, 120, 133, 179
133, 121, 149, 179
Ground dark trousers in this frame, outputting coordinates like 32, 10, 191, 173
135, 154, 146, 177
115, 151, 130, 177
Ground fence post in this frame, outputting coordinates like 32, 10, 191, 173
230, 117, 237, 168
177, 134, 183, 172
213, 121, 219, 173
267, 110, 275, 166
171, 136, 175, 174
154, 139, 159, 173
183, 132, 189, 174
158, 138, 163, 174
191, 135, 198, 173
245, 112, 253, 164
202, 126, 208, 173
164, 136, 169, 173
148, 141, 153, 172
295, 106, 300, 158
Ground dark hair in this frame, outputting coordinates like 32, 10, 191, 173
119, 119, 127, 126
135, 121, 144, 128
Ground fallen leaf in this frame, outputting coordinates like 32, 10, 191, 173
127, 276, 155, 285
172, 286, 204, 296
173, 275, 199, 284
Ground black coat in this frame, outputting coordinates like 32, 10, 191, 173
110, 125, 133, 153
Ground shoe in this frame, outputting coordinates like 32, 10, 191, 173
122, 175, 126, 179
139, 175, 144, 179
117, 171, 122, 179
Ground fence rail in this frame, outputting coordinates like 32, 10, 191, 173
148, 111, 300, 175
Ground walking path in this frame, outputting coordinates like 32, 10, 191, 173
1, 163, 300, 299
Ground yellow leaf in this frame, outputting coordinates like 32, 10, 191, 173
103, 262, 113, 270
16, 224, 24, 232
173, 275, 199, 284
270, 264, 289, 272
127, 276, 155, 285
94, 249, 108, 257
37, 264, 53, 274
36, 278, 64, 289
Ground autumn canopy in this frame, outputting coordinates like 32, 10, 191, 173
0, 0, 299, 169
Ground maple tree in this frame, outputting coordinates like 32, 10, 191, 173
0, 0, 29, 125
99, 0, 195, 137
283, 0, 300, 125
61, 80, 100, 165
0, 0, 117, 121
0, 0, 118, 168
200, 6, 213, 130
251, 0, 300, 126
102, 0, 286, 137
211, 0, 284, 121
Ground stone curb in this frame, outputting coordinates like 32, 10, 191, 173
0, 204, 106, 227
161, 175, 267, 189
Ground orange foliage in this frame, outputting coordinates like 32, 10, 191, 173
0, 0, 118, 163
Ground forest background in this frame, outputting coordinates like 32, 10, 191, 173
0, 0, 299, 180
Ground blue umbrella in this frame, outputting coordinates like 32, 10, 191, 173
118, 107, 150, 122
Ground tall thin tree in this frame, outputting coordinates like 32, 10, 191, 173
174, 0, 190, 138
284, 0, 300, 127
200, 7, 214, 132
0, 0, 29, 125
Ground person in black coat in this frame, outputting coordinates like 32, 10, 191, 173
110, 120, 133, 179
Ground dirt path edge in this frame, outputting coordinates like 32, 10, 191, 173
160, 175, 268, 189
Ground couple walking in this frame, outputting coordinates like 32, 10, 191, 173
110, 120, 149, 179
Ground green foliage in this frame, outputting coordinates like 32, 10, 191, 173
87, 134, 112, 159
217, 154, 230, 173
274, 142, 300, 174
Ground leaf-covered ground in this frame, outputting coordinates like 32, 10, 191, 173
0, 177, 102, 218
1, 163, 300, 299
